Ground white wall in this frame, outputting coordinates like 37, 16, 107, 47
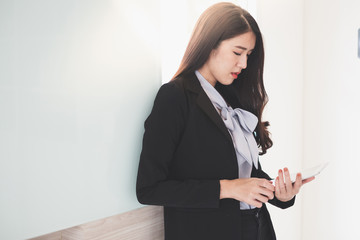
0, 0, 161, 239
256, 0, 304, 239
302, 0, 360, 239
258, 0, 360, 239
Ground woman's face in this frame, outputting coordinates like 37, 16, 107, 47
198, 31, 256, 86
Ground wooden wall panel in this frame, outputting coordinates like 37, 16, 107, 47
29, 206, 164, 240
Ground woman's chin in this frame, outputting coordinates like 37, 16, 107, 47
219, 78, 235, 85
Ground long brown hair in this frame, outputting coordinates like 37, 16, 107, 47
172, 2, 272, 155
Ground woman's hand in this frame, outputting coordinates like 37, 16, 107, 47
275, 168, 315, 202
220, 178, 275, 208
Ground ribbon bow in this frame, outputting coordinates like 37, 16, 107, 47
196, 71, 259, 169
219, 106, 259, 169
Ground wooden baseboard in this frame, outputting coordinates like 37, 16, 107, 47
28, 230, 62, 240
29, 206, 164, 240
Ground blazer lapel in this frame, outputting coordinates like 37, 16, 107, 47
182, 73, 233, 145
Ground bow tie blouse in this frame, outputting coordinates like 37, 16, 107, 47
195, 70, 259, 210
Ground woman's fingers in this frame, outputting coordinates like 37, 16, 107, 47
302, 176, 315, 184
249, 180, 273, 203
255, 192, 269, 204
278, 169, 286, 194
283, 168, 293, 191
293, 173, 302, 194
259, 186, 274, 200
260, 179, 275, 192
232, 178, 275, 207
249, 199, 263, 208
258, 179, 274, 199
275, 168, 316, 202
275, 176, 281, 194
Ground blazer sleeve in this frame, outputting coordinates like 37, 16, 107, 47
254, 163, 296, 209
136, 83, 220, 208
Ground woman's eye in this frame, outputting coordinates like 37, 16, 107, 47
233, 52, 241, 56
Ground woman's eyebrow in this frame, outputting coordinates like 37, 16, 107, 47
235, 46, 254, 51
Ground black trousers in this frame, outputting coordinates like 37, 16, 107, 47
240, 206, 277, 240
239, 208, 260, 240
163, 204, 276, 240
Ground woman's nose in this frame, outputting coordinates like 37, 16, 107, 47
237, 56, 248, 69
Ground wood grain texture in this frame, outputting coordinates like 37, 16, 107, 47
28, 230, 62, 240
29, 206, 164, 240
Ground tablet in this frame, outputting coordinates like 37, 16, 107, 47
272, 162, 330, 183
289, 162, 330, 182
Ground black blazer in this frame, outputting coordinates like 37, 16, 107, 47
136, 73, 295, 240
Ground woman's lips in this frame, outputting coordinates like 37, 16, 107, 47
231, 72, 240, 78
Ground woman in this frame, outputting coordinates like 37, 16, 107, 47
136, 2, 313, 240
